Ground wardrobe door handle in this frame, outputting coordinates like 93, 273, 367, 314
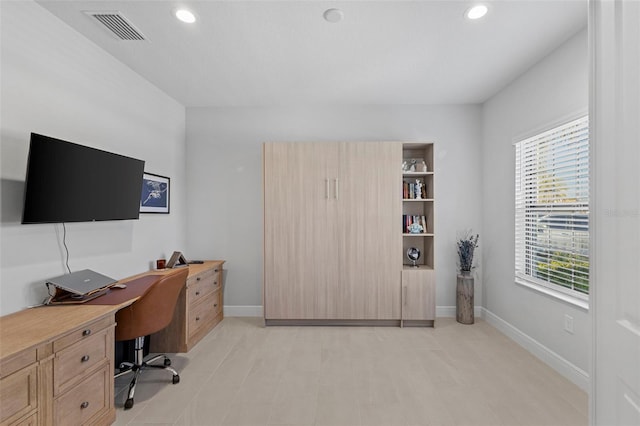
325, 179, 330, 199
334, 179, 339, 200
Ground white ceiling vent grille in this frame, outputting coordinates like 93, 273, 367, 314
85, 11, 146, 41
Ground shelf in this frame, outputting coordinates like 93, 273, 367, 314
403, 172, 434, 176
403, 198, 434, 202
402, 265, 434, 270
402, 233, 434, 237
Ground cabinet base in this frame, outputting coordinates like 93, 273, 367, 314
401, 319, 435, 327
265, 319, 401, 327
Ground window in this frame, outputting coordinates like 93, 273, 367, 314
515, 116, 589, 303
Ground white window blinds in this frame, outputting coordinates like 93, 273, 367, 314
515, 116, 589, 298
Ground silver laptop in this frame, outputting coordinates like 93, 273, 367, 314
46, 269, 117, 297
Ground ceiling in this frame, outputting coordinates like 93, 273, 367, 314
36, 1, 587, 108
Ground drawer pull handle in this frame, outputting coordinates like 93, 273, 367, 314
196, 277, 201, 281
196, 316, 200, 321
214, 269, 219, 272
80, 401, 89, 409
195, 291, 200, 296
81, 355, 90, 363
214, 281, 218, 285
82, 329, 91, 336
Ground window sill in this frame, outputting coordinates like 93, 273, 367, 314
515, 278, 589, 311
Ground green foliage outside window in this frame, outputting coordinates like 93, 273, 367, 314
536, 251, 589, 294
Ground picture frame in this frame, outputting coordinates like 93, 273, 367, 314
166, 251, 188, 268
140, 172, 170, 213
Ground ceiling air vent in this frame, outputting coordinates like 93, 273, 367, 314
85, 11, 146, 41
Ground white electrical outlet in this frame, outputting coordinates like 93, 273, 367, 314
564, 314, 574, 334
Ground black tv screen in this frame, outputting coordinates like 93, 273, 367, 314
22, 133, 145, 224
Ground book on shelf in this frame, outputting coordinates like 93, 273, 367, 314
402, 179, 427, 200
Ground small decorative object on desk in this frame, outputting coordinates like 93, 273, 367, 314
456, 232, 479, 324
407, 247, 421, 267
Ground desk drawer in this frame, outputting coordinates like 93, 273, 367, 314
54, 327, 110, 395
187, 270, 220, 304
53, 316, 113, 352
188, 292, 217, 339
8, 411, 38, 426
0, 348, 37, 380
0, 364, 37, 424
54, 364, 110, 426
212, 289, 222, 317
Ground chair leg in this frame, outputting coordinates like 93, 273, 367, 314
145, 354, 180, 383
145, 353, 168, 365
124, 365, 141, 409
115, 337, 181, 409
114, 363, 133, 379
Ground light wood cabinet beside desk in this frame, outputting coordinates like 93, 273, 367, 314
0, 260, 225, 426
1, 306, 117, 426
150, 261, 225, 353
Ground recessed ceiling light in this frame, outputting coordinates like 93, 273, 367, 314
465, 4, 488, 20
323, 8, 344, 23
175, 9, 196, 24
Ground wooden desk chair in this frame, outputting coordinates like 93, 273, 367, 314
114, 268, 188, 409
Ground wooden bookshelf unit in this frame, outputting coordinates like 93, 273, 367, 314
401, 143, 435, 327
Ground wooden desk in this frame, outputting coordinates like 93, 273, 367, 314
0, 260, 224, 426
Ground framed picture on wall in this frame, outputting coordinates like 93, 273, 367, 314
140, 172, 170, 213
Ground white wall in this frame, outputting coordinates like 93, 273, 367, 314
0, 1, 187, 315
481, 29, 589, 384
186, 105, 482, 314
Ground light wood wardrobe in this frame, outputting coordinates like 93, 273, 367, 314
263, 141, 435, 325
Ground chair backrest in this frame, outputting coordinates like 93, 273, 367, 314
115, 268, 188, 342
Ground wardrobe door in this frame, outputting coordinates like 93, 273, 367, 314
263, 142, 339, 319
336, 142, 402, 319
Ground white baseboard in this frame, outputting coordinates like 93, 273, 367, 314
481, 307, 589, 392
436, 305, 484, 318
226, 305, 483, 319
224, 305, 263, 317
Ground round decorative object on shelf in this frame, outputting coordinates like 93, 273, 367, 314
406, 247, 421, 267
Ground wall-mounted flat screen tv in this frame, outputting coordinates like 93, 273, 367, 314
22, 133, 145, 224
